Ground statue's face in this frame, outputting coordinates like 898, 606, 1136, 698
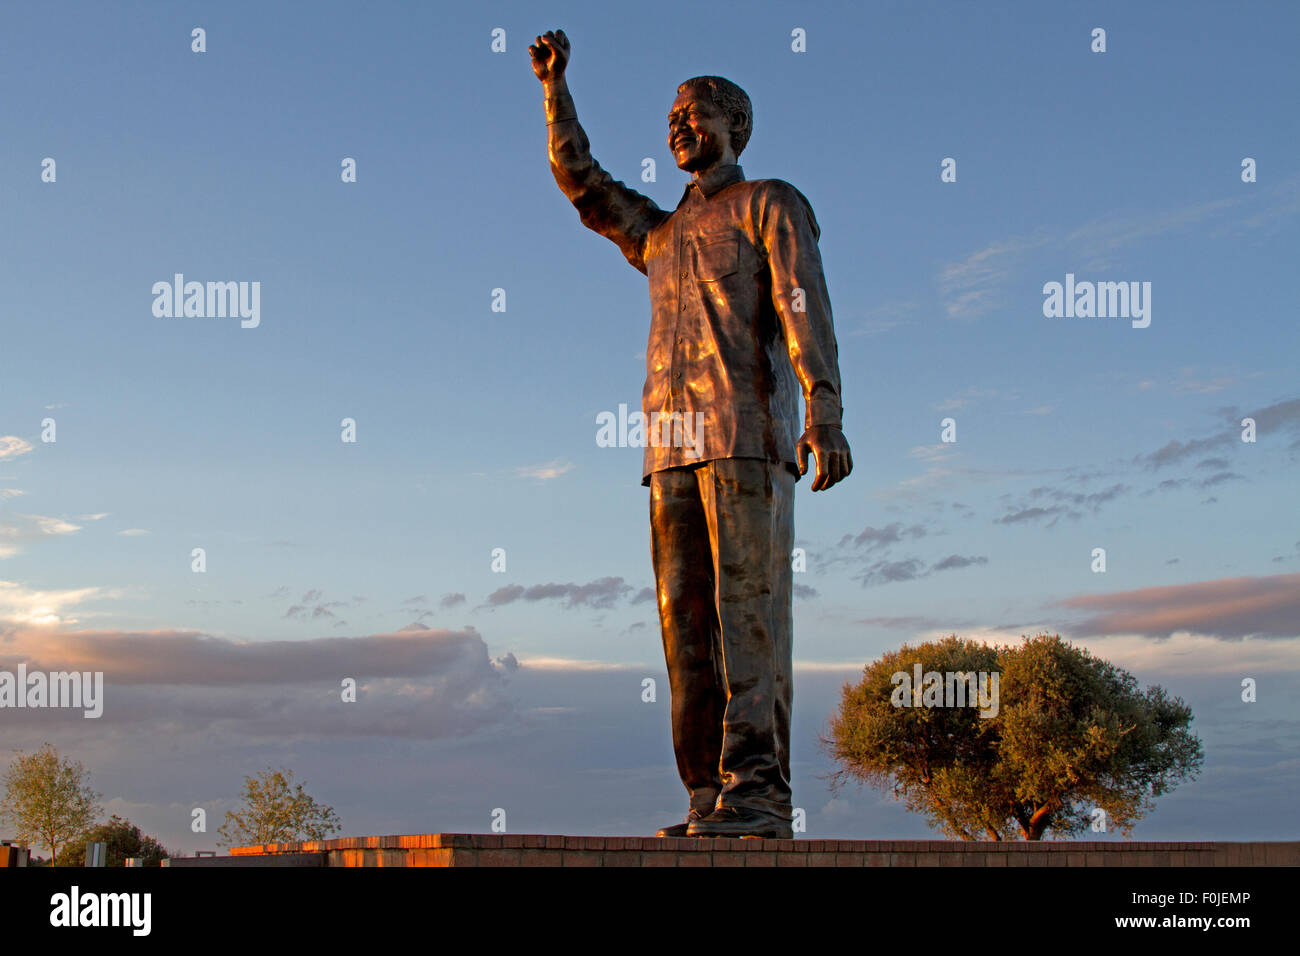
668, 89, 732, 172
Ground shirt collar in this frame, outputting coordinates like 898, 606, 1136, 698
680, 164, 745, 205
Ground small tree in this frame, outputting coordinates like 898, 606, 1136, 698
825, 633, 1204, 840
217, 767, 341, 847
58, 815, 169, 867
1, 743, 101, 865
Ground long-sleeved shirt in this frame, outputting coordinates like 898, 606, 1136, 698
546, 86, 844, 486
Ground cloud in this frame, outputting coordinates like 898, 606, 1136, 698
0, 514, 83, 556
117, 528, 150, 536
931, 387, 1005, 413
439, 592, 467, 609
1136, 397, 1300, 471
930, 554, 989, 572
1141, 435, 1232, 471
836, 521, 928, 552
0, 437, 34, 460
481, 576, 641, 611
856, 553, 987, 588
515, 460, 574, 480
0, 625, 504, 684
0, 624, 514, 741
1058, 574, 1300, 639
994, 482, 1129, 525
995, 505, 1068, 525
936, 181, 1298, 320
938, 236, 1049, 319
849, 299, 919, 337
515, 656, 636, 672
0, 581, 111, 626
1066, 196, 1239, 266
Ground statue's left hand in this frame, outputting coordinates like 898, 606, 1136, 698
797, 425, 853, 491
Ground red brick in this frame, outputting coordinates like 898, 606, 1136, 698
603, 851, 643, 866
519, 849, 557, 867
476, 849, 521, 866
677, 852, 713, 866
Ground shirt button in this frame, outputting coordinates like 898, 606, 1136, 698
680, 271, 687, 278
680, 303, 687, 311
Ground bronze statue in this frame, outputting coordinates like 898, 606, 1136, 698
531, 29, 852, 838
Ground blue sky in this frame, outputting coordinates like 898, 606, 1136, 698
2, 0, 1298, 852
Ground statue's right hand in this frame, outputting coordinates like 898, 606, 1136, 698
529, 29, 570, 82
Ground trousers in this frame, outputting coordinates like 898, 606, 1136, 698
649, 456, 796, 820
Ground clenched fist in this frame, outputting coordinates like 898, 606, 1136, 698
529, 29, 570, 83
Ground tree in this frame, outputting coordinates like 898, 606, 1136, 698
217, 767, 341, 847
0, 743, 101, 865
824, 633, 1204, 840
58, 815, 169, 867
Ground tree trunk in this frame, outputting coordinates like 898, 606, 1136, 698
1026, 803, 1053, 840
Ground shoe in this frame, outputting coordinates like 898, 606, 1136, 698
656, 808, 710, 838
687, 806, 793, 839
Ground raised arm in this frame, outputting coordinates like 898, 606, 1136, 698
530, 30, 666, 274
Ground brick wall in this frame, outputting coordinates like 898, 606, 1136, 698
178, 834, 1300, 867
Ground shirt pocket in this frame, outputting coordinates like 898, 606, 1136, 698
693, 234, 739, 281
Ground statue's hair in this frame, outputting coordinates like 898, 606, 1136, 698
677, 76, 753, 156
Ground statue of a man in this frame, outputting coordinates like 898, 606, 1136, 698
531, 29, 852, 838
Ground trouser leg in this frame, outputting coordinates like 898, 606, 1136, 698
697, 458, 795, 820
650, 465, 724, 815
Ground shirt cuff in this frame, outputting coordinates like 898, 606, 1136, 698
545, 92, 577, 125
805, 393, 843, 430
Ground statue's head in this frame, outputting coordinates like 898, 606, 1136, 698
669, 76, 752, 173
